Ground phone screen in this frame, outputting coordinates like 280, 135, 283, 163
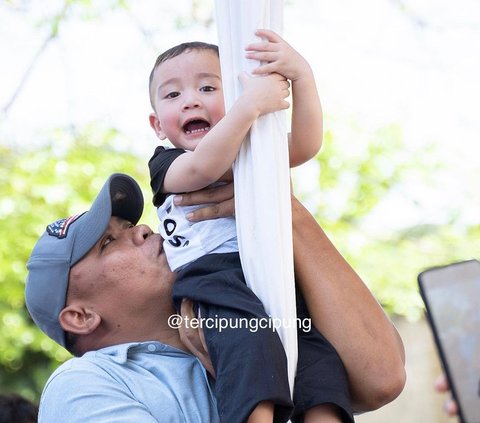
418, 259, 480, 423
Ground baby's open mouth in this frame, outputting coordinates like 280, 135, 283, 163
183, 119, 211, 135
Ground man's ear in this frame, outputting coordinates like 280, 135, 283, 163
149, 113, 166, 140
59, 305, 101, 336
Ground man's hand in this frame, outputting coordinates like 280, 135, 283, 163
178, 299, 215, 378
173, 182, 234, 222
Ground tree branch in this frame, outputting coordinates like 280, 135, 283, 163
1, 2, 69, 119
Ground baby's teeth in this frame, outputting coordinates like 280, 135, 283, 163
186, 127, 210, 134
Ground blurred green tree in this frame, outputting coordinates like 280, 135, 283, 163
0, 125, 153, 400
304, 123, 480, 320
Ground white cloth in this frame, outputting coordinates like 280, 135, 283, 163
215, 0, 298, 394
157, 196, 237, 272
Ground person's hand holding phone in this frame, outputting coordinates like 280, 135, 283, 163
435, 373, 459, 417
418, 259, 480, 423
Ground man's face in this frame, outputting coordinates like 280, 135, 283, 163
68, 217, 176, 325
149, 49, 226, 151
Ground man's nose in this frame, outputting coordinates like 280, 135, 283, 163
132, 224, 153, 245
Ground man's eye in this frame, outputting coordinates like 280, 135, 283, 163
101, 235, 114, 249
200, 86, 215, 92
165, 91, 180, 99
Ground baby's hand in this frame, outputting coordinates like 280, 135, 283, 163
245, 29, 310, 82
239, 70, 290, 117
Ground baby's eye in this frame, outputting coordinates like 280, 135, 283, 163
165, 91, 180, 99
200, 86, 215, 92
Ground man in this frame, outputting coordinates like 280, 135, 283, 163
25, 173, 405, 422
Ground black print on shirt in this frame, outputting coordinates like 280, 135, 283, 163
163, 218, 189, 248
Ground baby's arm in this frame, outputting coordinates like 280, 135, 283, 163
163, 72, 289, 194
247, 29, 323, 168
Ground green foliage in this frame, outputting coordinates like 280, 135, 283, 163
303, 123, 480, 321
315, 124, 410, 226
0, 126, 150, 400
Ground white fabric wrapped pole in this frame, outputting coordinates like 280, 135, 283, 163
215, 0, 297, 393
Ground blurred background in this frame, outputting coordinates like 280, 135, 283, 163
1, 0, 479, 420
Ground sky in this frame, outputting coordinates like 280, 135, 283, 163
1, 0, 479, 229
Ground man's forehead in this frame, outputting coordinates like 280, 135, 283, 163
107, 216, 133, 231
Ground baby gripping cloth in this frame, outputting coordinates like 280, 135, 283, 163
214, 0, 298, 394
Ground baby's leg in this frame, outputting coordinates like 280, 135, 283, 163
304, 404, 344, 423
199, 296, 292, 423
291, 287, 354, 423
247, 401, 275, 423
180, 299, 280, 423
174, 253, 293, 423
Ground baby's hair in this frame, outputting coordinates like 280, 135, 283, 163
149, 41, 219, 109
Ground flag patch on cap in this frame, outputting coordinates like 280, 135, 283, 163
46, 213, 85, 239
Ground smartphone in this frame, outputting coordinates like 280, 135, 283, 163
418, 259, 480, 423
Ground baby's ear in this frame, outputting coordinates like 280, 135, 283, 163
149, 113, 167, 140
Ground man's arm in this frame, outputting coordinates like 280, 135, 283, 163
246, 29, 323, 167
163, 72, 289, 194
175, 186, 406, 411
291, 197, 406, 412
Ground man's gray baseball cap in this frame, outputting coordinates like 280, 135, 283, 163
25, 173, 144, 348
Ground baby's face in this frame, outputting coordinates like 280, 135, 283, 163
150, 49, 225, 151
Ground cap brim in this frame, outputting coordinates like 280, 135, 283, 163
71, 173, 144, 265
